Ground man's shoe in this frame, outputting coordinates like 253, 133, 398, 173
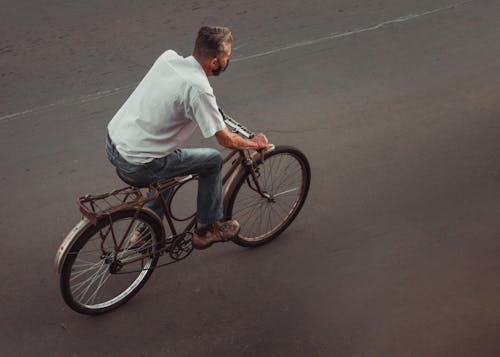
127, 223, 151, 251
192, 220, 240, 250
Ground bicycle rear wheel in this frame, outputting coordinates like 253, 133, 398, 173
226, 145, 311, 247
60, 209, 163, 315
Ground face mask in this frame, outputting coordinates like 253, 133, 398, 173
212, 58, 230, 76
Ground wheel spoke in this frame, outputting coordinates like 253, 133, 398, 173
70, 261, 104, 281
232, 200, 264, 216
86, 270, 111, 305
73, 261, 108, 302
273, 187, 299, 198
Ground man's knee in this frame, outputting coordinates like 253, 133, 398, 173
204, 148, 223, 170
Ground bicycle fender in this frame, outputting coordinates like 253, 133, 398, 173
223, 166, 247, 212
54, 217, 92, 274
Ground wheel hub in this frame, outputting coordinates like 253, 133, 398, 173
262, 192, 276, 203
109, 260, 124, 274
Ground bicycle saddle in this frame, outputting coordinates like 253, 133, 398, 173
115, 168, 150, 188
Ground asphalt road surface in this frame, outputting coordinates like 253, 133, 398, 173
1, 1, 499, 356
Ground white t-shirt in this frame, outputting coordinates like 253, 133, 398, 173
107, 50, 225, 164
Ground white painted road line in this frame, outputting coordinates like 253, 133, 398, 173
0, 1, 469, 123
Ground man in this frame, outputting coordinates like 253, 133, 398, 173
105, 26, 269, 249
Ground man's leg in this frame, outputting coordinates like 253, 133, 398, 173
146, 148, 239, 248
145, 189, 172, 221
143, 148, 224, 224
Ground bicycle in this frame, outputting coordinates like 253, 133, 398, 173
54, 109, 311, 315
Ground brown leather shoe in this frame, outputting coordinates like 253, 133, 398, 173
192, 220, 240, 249
127, 223, 152, 252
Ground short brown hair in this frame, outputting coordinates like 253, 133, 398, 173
193, 26, 232, 59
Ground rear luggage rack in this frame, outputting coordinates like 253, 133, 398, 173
78, 187, 147, 223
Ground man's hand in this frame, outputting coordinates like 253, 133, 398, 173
252, 133, 270, 150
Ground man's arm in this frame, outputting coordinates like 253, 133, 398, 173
215, 127, 269, 150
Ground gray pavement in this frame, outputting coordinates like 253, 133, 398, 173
1, 0, 499, 356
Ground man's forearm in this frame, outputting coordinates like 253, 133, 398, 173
216, 127, 268, 150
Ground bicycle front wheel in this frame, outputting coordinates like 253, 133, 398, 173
226, 145, 311, 247
60, 209, 163, 315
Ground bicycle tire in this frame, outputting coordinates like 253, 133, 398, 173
226, 145, 311, 247
60, 209, 163, 315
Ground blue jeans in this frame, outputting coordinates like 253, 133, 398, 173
105, 138, 223, 224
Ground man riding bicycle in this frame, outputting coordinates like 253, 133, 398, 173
105, 26, 269, 249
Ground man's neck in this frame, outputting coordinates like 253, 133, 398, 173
193, 54, 212, 77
